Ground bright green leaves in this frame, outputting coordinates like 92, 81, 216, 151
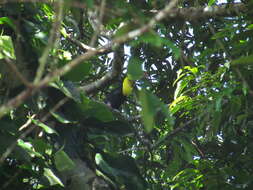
0, 35, 16, 59
173, 66, 199, 99
43, 168, 64, 187
170, 167, 204, 190
169, 66, 200, 115
169, 95, 192, 114
50, 111, 76, 124
31, 119, 58, 135
208, 0, 216, 6
17, 139, 44, 158
139, 89, 174, 133
0, 17, 15, 29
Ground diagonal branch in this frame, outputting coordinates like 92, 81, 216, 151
79, 46, 124, 94
3, 57, 32, 87
151, 3, 246, 21
65, 34, 112, 54
34, 0, 64, 83
0, 0, 179, 119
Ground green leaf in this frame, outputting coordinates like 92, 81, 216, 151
77, 95, 114, 122
230, 54, 253, 66
31, 119, 58, 135
50, 111, 77, 124
0, 35, 16, 59
44, 168, 64, 187
95, 153, 146, 190
127, 56, 144, 80
170, 95, 191, 114
17, 139, 44, 158
247, 24, 253, 30
139, 90, 155, 133
54, 150, 76, 172
50, 80, 81, 101
174, 80, 188, 99
215, 96, 222, 112
208, 0, 216, 6
85, 0, 94, 8
0, 17, 15, 29
139, 89, 172, 133
31, 139, 52, 155
85, 118, 133, 136
63, 62, 92, 82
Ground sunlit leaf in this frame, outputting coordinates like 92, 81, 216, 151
44, 168, 64, 187
50, 111, 77, 124
208, 0, 216, 6
0, 35, 16, 59
17, 139, 43, 158
0, 17, 15, 29
31, 119, 58, 135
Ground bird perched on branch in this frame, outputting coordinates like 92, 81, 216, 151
105, 76, 134, 109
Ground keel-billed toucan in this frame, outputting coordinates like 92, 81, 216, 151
105, 77, 134, 109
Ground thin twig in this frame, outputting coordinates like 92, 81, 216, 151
19, 114, 36, 131
89, 0, 107, 47
34, 0, 64, 83
66, 34, 112, 54
152, 117, 197, 149
3, 57, 32, 87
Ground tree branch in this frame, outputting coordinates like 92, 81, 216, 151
34, 0, 64, 83
1, 0, 247, 22
3, 57, 32, 87
151, 3, 246, 21
65, 34, 112, 54
0, 0, 179, 118
79, 46, 124, 94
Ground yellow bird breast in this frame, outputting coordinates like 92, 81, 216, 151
122, 77, 133, 96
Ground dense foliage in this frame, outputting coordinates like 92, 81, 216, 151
0, 0, 253, 189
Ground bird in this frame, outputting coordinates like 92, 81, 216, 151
105, 76, 134, 109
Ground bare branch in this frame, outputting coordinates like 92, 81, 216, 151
79, 46, 124, 94
65, 34, 112, 54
